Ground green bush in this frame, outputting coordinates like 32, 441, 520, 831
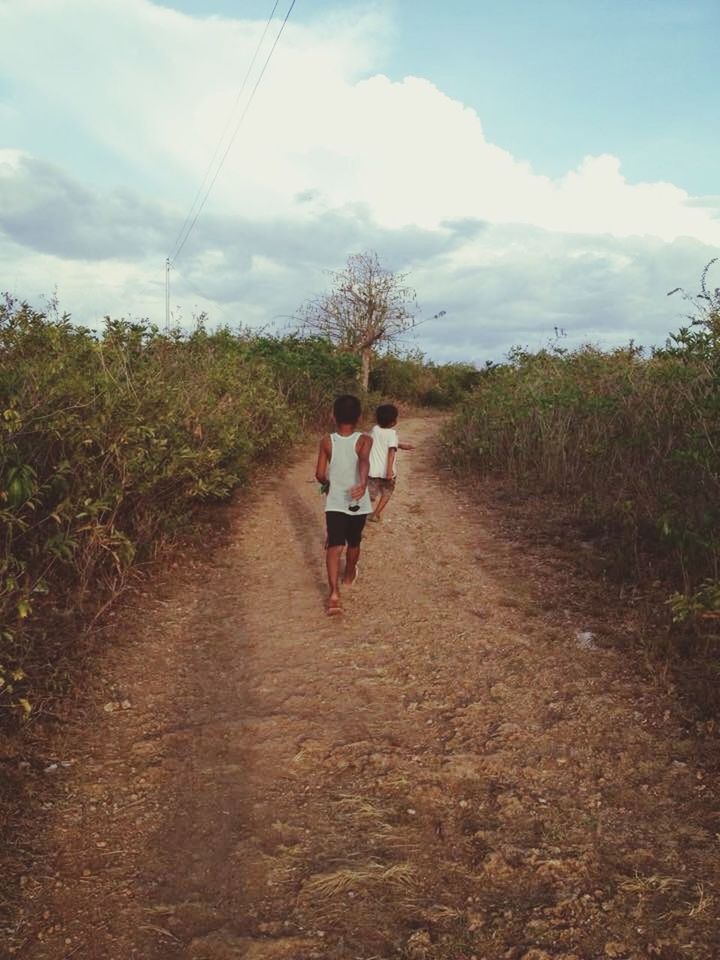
243, 333, 361, 423
446, 262, 720, 611
369, 349, 482, 408
0, 302, 359, 717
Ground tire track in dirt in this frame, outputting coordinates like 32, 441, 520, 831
13, 416, 720, 960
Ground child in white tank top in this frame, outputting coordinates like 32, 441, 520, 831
315, 395, 372, 616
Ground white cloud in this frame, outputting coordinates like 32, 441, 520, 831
0, 0, 718, 359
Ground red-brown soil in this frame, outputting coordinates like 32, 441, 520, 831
5, 417, 720, 960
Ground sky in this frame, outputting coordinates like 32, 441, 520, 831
1, 0, 718, 363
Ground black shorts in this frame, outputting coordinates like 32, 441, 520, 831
326, 511, 367, 548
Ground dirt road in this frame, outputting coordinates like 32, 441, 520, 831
12, 417, 720, 959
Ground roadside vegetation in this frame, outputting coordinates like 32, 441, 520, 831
5, 255, 720, 718
0, 294, 472, 721
447, 261, 720, 668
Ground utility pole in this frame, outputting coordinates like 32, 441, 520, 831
165, 258, 171, 330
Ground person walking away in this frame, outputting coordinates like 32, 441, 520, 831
315, 395, 372, 615
367, 403, 414, 523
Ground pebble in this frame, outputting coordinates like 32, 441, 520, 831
575, 630, 596, 650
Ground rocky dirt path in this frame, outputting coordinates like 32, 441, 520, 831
11, 416, 720, 960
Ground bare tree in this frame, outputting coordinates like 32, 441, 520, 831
297, 251, 417, 390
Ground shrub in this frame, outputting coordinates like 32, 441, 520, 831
0, 302, 347, 718
370, 349, 482, 408
243, 333, 361, 423
446, 262, 720, 610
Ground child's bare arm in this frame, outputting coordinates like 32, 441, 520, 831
350, 434, 372, 500
398, 441, 414, 451
386, 446, 397, 480
315, 435, 331, 484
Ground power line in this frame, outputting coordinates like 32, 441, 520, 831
168, 0, 282, 264
169, 0, 297, 267
171, 0, 297, 265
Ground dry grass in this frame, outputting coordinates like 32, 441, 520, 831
619, 873, 684, 895
303, 861, 417, 899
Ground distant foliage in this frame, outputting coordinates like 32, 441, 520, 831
446, 261, 720, 626
370, 349, 483, 408
242, 334, 360, 421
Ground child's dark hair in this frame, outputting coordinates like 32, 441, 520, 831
333, 394, 362, 425
376, 403, 399, 428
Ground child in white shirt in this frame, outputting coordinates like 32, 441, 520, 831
367, 403, 413, 523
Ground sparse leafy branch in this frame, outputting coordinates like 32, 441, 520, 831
296, 252, 418, 390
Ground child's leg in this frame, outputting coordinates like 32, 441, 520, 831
325, 513, 346, 611
326, 545, 343, 602
367, 478, 383, 522
342, 516, 366, 585
373, 479, 396, 519
367, 477, 381, 520
343, 545, 360, 584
